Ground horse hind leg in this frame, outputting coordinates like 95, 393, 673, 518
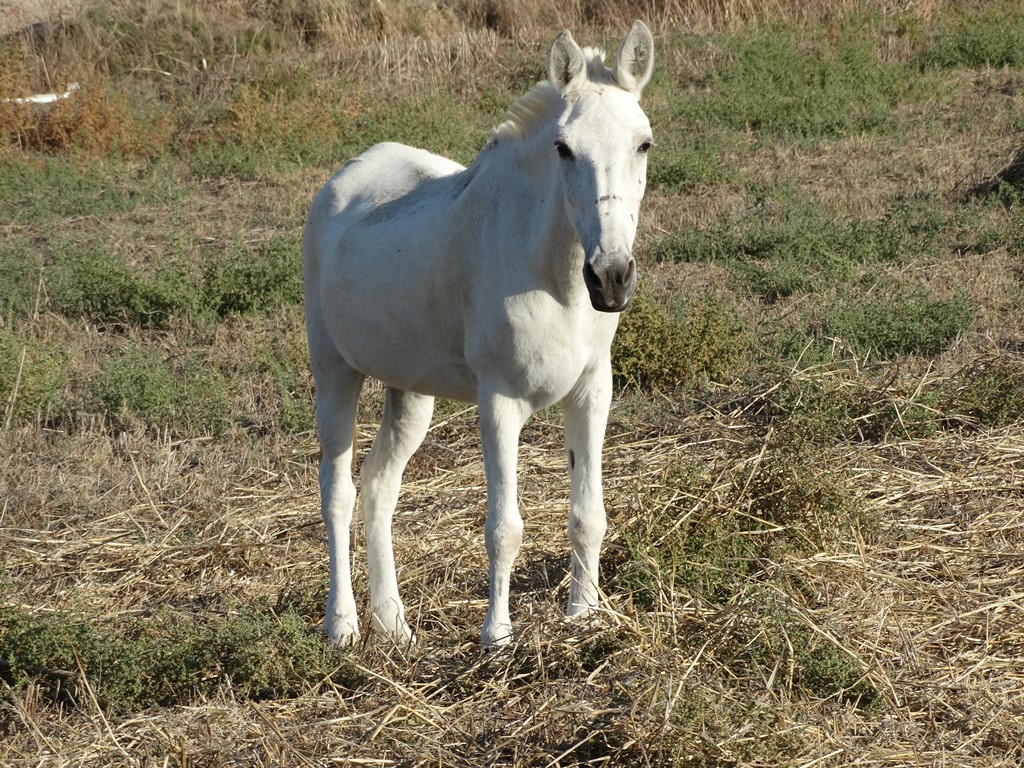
361, 387, 434, 644
313, 353, 365, 646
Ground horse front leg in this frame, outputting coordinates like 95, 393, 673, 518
478, 390, 531, 647
563, 358, 612, 618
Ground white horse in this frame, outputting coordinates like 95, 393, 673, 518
304, 21, 654, 647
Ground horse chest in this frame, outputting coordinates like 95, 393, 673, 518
469, 292, 617, 407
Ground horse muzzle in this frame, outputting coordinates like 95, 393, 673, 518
583, 256, 637, 313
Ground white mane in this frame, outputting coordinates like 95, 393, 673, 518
489, 46, 618, 144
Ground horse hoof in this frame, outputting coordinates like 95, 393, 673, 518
480, 623, 514, 649
326, 629, 360, 648
372, 611, 416, 647
324, 615, 360, 647
386, 624, 417, 647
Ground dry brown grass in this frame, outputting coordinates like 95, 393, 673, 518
3, 384, 1023, 764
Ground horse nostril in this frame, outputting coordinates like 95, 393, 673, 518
622, 258, 636, 287
611, 258, 635, 288
583, 261, 601, 290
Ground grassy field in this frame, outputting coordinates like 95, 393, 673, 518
2, 0, 1024, 765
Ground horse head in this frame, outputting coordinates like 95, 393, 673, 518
548, 21, 654, 313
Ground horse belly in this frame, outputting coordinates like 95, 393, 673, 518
319, 245, 477, 402
339, 327, 478, 402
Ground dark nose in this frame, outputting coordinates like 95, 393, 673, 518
583, 256, 637, 313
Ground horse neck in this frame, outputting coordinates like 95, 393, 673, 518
480, 128, 584, 300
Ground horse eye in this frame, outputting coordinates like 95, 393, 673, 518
554, 140, 574, 161
638, 140, 653, 154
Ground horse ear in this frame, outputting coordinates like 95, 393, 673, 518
614, 20, 654, 95
548, 30, 586, 94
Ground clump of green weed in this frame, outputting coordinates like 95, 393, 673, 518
657, 193, 948, 302
0, 155, 182, 226
610, 452, 881, 718
259, 333, 315, 434
680, 24, 910, 142
752, 364, 944, 444
757, 372, 861, 444
355, 89, 492, 164
0, 329, 68, 424
744, 440, 858, 549
918, 6, 1024, 69
613, 436, 859, 611
756, 602, 884, 713
0, 243, 43, 318
0, 605, 365, 714
204, 236, 303, 318
859, 393, 942, 441
647, 131, 732, 191
613, 297, 692, 390
186, 140, 267, 181
942, 355, 1024, 429
40, 236, 303, 328
654, 199, 854, 301
613, 293, 746, 390
92, 346, 229, 435
48, 247, 203, 328
823, 286, 975, 358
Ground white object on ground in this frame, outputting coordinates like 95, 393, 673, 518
5, 82, 80, 104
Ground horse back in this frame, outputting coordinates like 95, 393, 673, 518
312, 143, 465, 230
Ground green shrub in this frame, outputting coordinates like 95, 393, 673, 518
858, 394, 942, 441
186, 140, 267, 181
759, 373, 861, 444
646, 132, 731, 191
93, 346, 230, 435
204, 236, 303, 317
613, 294, 746, 390
613, 438, 858, 610
919, 6, 1024, 69
679, 25, 909, 142
48, 248, 203, 328
261, 335, 315, 434
609, 445, 880, 715
355, 89, 491, 164
0, 329, 68, 424
0, 605, 365, 714
0, 156, 180, 225
613, 297, 692, 390
0, 243, 43, 319
755, 365, 945, 443
759, 605, 884, 713
744, 443, 855, 545
656, 193, 948, 301
943, 356, 1024, 429
823, 286, 975, 358
5, 233, 303, 329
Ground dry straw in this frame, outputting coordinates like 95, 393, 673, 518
3, 386, 1024, 764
